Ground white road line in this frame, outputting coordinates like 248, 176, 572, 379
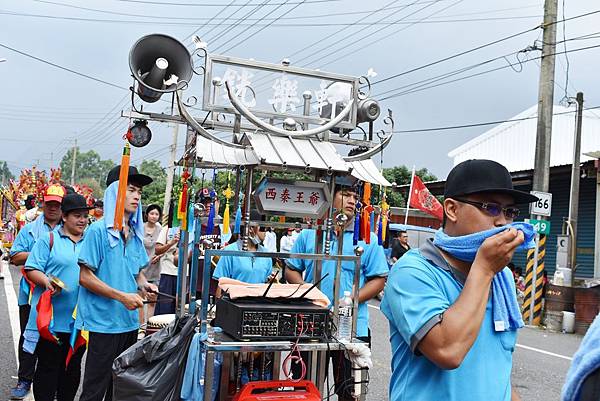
515, 344, 573, 361
368, 303, 573, 361
3, 263, 21, 365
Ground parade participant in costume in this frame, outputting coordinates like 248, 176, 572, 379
213, 210, 273, 289
381, 159, 538, 401
285, 177, 388, 401
9, 184, 65, 400
23, 193, 91, 401
76, 166, 157, 401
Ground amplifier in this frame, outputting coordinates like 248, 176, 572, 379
214, 297, 330, 341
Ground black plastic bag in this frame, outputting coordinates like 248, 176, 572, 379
112, 315, 197, 401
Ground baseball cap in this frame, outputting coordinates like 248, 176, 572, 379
106, 165, 153, 187
197, 188, 214, 203
43, 184, 66, 204
61, 193, 93, 213
444, 159, 539, 204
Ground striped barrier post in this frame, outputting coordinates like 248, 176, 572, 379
522, 233, 546, 325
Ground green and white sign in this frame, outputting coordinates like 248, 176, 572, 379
527, 218, 551, 235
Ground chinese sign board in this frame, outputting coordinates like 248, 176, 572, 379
203, 54, 360, 129
253, 178, 331, 218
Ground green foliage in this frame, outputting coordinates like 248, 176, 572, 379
382, 166, 437, 207
59, 148, 114, 188
78, 177, 104, 198
138, 160, 167, 207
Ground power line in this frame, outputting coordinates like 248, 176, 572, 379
114, 0, 338, 5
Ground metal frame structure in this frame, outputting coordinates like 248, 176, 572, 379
125, 33, 393, 400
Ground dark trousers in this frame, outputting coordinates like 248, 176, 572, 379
79, 330, 137, 401
18, 304, 36, 382
33, 333, 85, 401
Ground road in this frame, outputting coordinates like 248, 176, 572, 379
0, 266, 584, 401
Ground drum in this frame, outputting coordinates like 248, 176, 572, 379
146, 313, 176, 336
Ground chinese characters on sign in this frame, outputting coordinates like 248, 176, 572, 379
253, 179, 330, 218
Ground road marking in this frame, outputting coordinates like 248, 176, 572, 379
515, 344, 573, 361
3, 264, 21, 365
369, 303, 573, 361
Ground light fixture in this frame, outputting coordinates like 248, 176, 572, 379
126, 120, 152, 147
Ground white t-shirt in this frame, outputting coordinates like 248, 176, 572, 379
280, 234, 294, 253
263, 231, 277, 252
156, 226, 179, 276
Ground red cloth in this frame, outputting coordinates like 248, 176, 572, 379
409, 175, 444, 221
36, 290, 59, 344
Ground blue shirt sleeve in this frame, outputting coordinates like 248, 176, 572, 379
24, 233, 51, 273
78, 223, 104, 271
384, 257, 450, 350
213, 256, 231, 280
363, 233, 389, 279
286, 231, 307, 272
10, 227, 33, 256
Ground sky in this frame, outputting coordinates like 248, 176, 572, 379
0, 0, 599, 180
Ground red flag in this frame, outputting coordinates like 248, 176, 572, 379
409, 175, 443, 221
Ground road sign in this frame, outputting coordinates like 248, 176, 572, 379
528, 218, 551, 235
530, 191, 552, 217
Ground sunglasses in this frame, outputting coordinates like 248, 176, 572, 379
453, 198, 520, 219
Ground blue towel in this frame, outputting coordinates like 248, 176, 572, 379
22, 328, 40, 354
562, 314, 600, 401
433, 222, 535, 332
181, 331, 221, 401
103, 181, 145, 248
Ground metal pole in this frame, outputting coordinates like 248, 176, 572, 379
70, 139, 77, 185
163, 123, 179, 225
568, 92, 584, 274
242, 168, 254, 251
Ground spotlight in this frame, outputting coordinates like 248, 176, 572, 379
126, 120, 152, 147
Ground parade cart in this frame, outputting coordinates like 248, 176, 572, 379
0, 188, 18, 249
123, 33, 393, 401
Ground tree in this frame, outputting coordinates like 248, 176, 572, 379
0, 161, 14, 185
78, 177, 104, 199
59, 147, 114, 187
382, 166, 437, 207
138, 160, 167, 207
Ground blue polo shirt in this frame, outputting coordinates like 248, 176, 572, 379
287, 229, 388, 337
380, 239, 517, 401
213, 241, 272, 284
76, 221, 149, 334
24, 229, 82, 333
10, 215, 58, 306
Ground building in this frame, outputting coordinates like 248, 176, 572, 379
443, 104, 600, 278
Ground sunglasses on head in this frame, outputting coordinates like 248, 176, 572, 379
453, 198, 520, 219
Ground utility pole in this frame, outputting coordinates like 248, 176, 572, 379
162, 124, 179, 225
568, 92, 584, 273
523, 0, 558, 327
70, 138, 78, 186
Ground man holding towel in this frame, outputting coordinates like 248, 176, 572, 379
77, 166, 157, 401
381, 159, 538, 401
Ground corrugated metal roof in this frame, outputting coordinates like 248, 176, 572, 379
448, 105, 600, 172
349, 159, 392, 186
243, 132, 350, 173
195, 134, 259, 167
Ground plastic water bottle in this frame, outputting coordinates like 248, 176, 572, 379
338, 291, 353, 342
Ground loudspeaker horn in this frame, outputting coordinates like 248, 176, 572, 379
129, 34, 193, 103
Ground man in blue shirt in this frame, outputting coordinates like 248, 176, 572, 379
286, 177, 388, 401
9, 184, 65, 400
381, 159, 538, 401
77, 166, 157, 401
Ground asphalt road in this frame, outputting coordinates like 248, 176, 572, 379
0, 265, 584, 401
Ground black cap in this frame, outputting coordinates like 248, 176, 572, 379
444, 159, 539, 204
106, 165, 153, 187
61, 193, 93, 213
